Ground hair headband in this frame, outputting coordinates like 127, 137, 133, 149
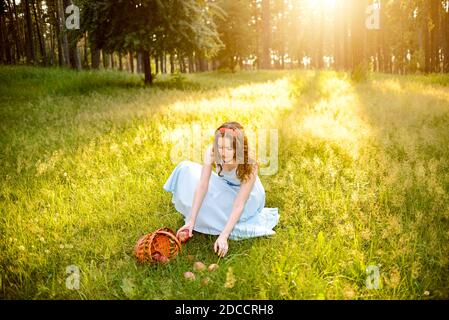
218, 127, 239, 137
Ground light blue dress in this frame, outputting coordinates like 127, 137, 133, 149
163, 160, 280, 240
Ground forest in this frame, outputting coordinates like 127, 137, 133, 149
1, 1, 449, 301
0, 0, 448, 84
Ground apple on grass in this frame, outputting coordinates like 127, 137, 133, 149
184, 272, 195, 280
193, 261, 206, 271
208, 263, 219, 272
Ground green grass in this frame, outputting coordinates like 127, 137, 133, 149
1, 66, 449, 299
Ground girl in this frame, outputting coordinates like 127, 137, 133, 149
163, 122, 279, 257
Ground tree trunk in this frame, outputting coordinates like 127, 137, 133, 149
129, 51, 134, 73
66, 1, 80, 70
102, 51, 109, 69
49, 23, 54, 65
424, 21, 431, 73
195, 54, 201, 72
91, 47, 101, 69
118, 51, 123, 71
56, 22, 64, 66
110, 52, 115, 69
0, 12, 8, 64
334, 0, 344, 70
197, 51, 208, 72
12, 0, 24, 62
261, 0, 271, 69
316, 4, 325, 69
229, 55, 236, 72
187, 55, 194, 73
170, 52, 175, 73
57, 0, 69, 66
196, 53, 202, 72
23, 0, 35, 64
350, 0, 367, 71
429, 0, 440, 72
36, 0, 49, 64
252, 0, 261, 69
377, 0, 386, 73
142, 50, 153, 85
179, 54, 186, 73
137, 51, 142, 73
83, 33, 89, 68
278, 0, 285, 69
0, 6, 8, 63
159, 53, 164, 73
155, 54, 159, 74
6, 0, 20, 63
444, 3, 449, 72
69, 44, 81, 70
53, 0, 64, 66
32, 0, 47, 65
342, 0, 351, 70
437, 1, 444, 73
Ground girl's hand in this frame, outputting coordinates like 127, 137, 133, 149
176, 220, 194, 239
214, 234, 229, 257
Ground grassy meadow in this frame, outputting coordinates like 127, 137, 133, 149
0, 66, 448, 299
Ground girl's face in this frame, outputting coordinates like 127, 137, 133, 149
217, 137, 235, 164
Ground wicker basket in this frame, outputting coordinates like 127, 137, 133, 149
134, 227, 182, 264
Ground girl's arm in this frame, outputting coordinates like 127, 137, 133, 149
188, 146, 214, 224
220, 164, 258, 238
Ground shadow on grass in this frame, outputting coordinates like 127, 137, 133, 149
0, 66, 291, 102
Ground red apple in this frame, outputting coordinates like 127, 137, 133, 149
193, 261, 206, 272
184, 271, 195, 280
201, 277, 210, 286
152, 252, 161, 261
208, 263, 219, 272
177, 229, 191, 243
158, 255, 169, 264
152, 251, 169, 264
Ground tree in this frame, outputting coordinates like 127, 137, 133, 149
23, 0, 35, 64
444, 0, 449, 72
0, 0, 9, 64
55, 0, 70, 66
334, 0, 346, 70
65, 0, 81, 70
214, 0, 253, 71
350, 0, 368, 72
271, 0, 288, 69
0, 0, 448, 75
317, 0, 325, 69
32, 0, 47, 65
82, 0, 222, 84
260, 0, 271, 69
429, 0, 440, 72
